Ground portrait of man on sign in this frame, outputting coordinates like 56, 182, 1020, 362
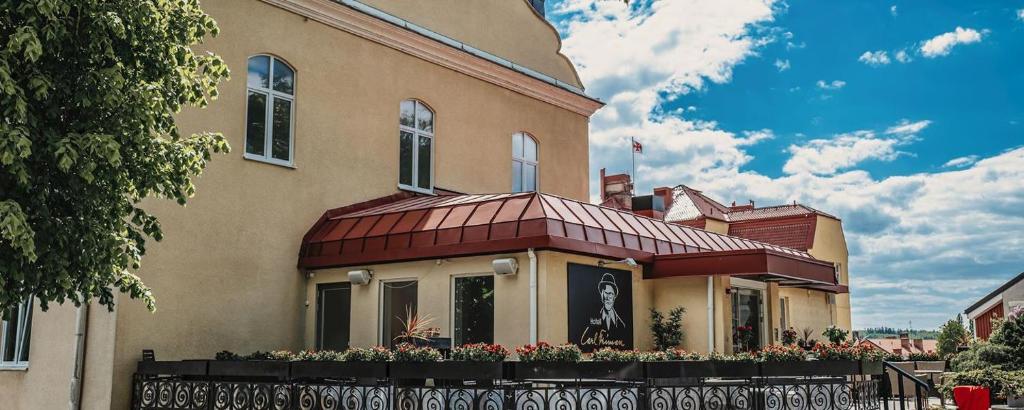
567, 263, 633, 351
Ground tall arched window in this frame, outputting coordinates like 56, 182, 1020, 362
512, 132, 538, 192
399, 100, 434, 192
245, 55, 295, 166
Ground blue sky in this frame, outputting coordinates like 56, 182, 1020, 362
547, 0, 1024, 329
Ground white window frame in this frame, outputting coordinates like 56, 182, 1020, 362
398, 100, 435, 194
0, 298, 33, 370
449, 272, 496, 348
512, 132, 539, 192
244, 55, 296, 168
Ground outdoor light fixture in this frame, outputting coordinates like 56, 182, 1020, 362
598, 258, 639, 268
347, 269, 373, 285
492, 257, 519, 275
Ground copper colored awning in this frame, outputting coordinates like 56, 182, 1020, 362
299, 192, 842, 292
649, 249, 839, 289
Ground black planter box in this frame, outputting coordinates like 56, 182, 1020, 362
760, 360, 860, 377
208, 360, 290, 379
860, 360, 883, 375
510, 361, 643, 380
644, 360, 759, 379
390, 361, 505, 380
137, 360, 209, 376
290, 361, 388, 380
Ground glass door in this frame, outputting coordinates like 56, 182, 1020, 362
316, 283, 351, 351
452, 275, 495, 346
732, 288, 765, 353
381, 280, 418, 348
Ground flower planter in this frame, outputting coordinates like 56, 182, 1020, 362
1007, 395, 1024, 408
389, 361, 505, 380
510, 361, 643, 380
760, 360, 860, 377
645, 360, 759, 379
859, 360, 883, 375
207, 360, 289, 379
137, 360, 209, 376
289, 361, 388, 380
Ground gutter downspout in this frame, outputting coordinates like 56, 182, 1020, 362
707, 277, 715, 353
528, 248, 538, 344
69, 301, 89, 410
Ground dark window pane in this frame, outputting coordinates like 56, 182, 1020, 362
400, 100, 415, 128
18, 305, 30, 362
271, 98, 292, 161
246, 92, 267, 156
399, 131, 413, 186
417, 136, 431, 189
415, 102, 433, 133
2, 313, 15, 362
454, 276, 494, 345
247, 56, 270, 88
382, 281, 418, 348
272, 59, 294, 94
317, 283, 351, 351
512, 161, 522, 192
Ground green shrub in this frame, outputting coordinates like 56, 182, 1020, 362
990, 307, 1024, 371
908, 352, 941, 362
650, 307, 686, 350
450, 343, 509, 362
341, 347, 393, 362
822, 326, 850, 345
950, 340, 1013, 371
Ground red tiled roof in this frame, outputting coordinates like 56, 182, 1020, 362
728, 216, 817, 251
299, 192, 840, 289
727, 204, 837, 221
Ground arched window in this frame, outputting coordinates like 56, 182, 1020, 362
512, 132, 538, 192
245, 55, 295, 166
399, 100, 434, 192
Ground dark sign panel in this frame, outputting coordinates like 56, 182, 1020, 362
567, 263, 633, 351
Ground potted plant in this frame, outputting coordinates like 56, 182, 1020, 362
781, 328, 799, 346
1004, 372, 1024, 408
290, 347, 391, 380
510, 342, 609, 380
645, 350, 759, 379
208, 350, 291, 379
734, 325, 755, 352
758, 344, 815, 377
390, 343, 508, 380
388, 343, 445, 382
807, 342, 866, 376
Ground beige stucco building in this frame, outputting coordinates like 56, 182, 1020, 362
0, 1, 852, 409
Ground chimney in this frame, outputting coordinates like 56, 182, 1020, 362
653, 187, 674, 211
529, 0, 545, 16
899, 333, 911, 350
913, 338, 924, 352
599, 168, 633, 210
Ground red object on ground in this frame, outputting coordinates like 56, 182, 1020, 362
952, 386, 990, 410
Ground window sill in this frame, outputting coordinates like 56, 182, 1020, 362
243, 153, 296, 169
398, 184, 434, 195
0, 365, 28, 371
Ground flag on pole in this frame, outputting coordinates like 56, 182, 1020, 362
632, 138, 643, 154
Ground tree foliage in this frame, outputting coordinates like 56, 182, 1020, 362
936, 316, 970, 358
0, 0, 229, 313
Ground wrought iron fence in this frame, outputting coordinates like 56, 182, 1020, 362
133, 361, 883, 410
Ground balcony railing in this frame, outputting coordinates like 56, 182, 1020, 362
132, 359, 885, 410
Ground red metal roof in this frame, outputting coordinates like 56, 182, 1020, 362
299, 192, 840, 290
727, 216, 818, 251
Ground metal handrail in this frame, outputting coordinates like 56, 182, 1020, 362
882, 361, 931, 410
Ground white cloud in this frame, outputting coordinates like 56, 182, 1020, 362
858, 50, 891, 66
943, 155, 979, 168
774, 58, 791, 72
885, 119, 932, 135
786, 41, 806, 50
1017, 9, 1024, 21
894, 49, 912, 63
816, 79, 846, 90
890, 5, 898, 16
920, 27, 984, 58
782, 127, 920, 176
